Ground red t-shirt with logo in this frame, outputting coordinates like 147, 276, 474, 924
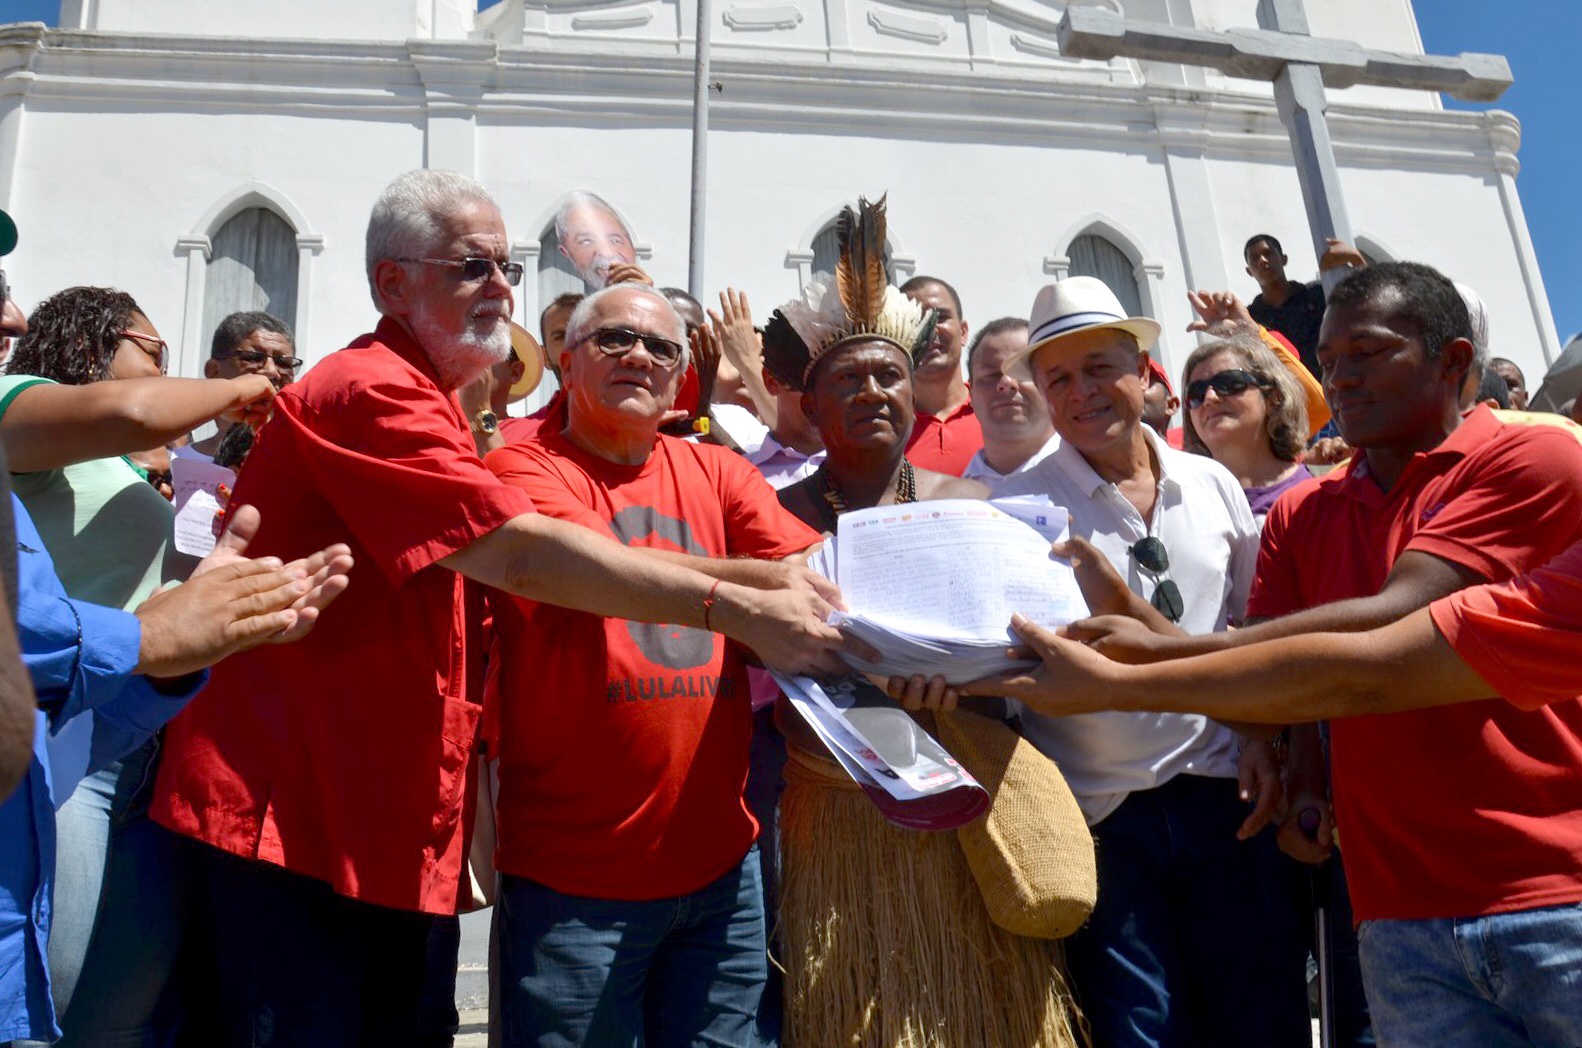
152, 318, 536, 915
484, 430, 819, 900
1248, 407, 1582, 922
905, 399, 983, 477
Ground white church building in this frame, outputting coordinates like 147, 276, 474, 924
0, 0, 1560, 403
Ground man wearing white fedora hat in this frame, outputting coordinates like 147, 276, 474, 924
996, 276, 1310, 1047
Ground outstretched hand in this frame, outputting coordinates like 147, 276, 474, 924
194, 504, 354, 645
1056, 534, 1137, 618
953, 613, 1124, 715
709, 289, 761, 374
689, 323, 722, 412
603, 262, 654, 287
221, 374, 278, 428
1186, 289, 1259, 340
135, 560, 308, 679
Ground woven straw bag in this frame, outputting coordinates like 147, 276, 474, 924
935, 708, 1097, 939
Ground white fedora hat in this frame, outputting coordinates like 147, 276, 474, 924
1013, 276, 1162, 369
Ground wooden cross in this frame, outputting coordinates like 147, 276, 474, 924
1059, 0, 1513, 289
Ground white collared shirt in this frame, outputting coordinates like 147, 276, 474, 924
711, 402, 826, 490
994, 425, 1261, 825
965, 432, 1061, 485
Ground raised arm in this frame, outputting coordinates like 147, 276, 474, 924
1, 374, 276, 473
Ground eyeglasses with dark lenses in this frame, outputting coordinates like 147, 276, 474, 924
1130, 535, 1184, 623
397, 256, 525, 287
578, 326, 685, 368
1186, 369, 1266, 410
227, 348, 303, 372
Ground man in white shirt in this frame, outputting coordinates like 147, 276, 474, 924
996, 277, 1309, 1048
959, 317, 1060, 485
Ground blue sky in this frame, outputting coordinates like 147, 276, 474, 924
2, 0, 1575, 343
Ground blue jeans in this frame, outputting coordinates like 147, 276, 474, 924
32, 741, 188, 1048
1065, 774, 1311, 1048
1357, 902, 1582, 1048
498, 846, 768, 1048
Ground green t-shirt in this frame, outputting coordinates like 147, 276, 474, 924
0, 373, 197, 611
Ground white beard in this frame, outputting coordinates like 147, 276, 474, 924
411, 308, 512, 389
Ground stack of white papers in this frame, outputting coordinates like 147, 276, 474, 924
808, 497, 1090, 685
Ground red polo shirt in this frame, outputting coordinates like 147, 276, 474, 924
152, 318, 536, 915
485, 430, 819, 899
1432, 541, 1582, 711
499, 389, 566, 446
1248, 406, 1582, 922
905, 396, 982, 476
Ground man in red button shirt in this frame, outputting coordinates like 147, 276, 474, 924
150, 170, 849, 1046
971, 262, 1582, 1048
485, 282, 826, 1047
900, 275, 983, 475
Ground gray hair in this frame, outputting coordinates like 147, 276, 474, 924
552, 190, 631, 244
365, 169, 500, 309
564, 283, 689, 370
1180, 334, 1309, 463
1454, 280, 1491, 375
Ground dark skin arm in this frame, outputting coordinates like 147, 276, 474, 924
1064, 549, 1479, 663
962, 606, 1490, 722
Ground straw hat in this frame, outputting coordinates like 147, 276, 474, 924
1012, 277, 1162, 371
507, 322, 545, 401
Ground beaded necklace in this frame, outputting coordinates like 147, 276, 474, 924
816, 459, 917, 530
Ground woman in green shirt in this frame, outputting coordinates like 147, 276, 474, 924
2, 286, 276, 1047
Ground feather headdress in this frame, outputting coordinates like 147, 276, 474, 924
762, 195, 936, 391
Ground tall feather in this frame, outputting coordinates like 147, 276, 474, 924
834, 195, 889, 330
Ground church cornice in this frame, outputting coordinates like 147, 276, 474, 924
3, 24, 1516, 177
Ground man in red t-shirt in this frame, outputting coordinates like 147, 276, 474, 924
150, 171, 850, 1045
484, 283, 824, 1046
970, 262, 1582, 1047
900, 276, 983, 475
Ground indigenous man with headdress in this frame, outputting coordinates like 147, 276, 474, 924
761, 197, 1083, 1048
768, 201, 987, 527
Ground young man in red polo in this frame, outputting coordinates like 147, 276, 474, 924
150, 170, 850, 1045
979, 262, 1582, 1048
900, 275, 983, 475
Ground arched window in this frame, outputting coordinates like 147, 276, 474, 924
1067, 234, 1142, 317
810, 220, 894, 286
538, 225, 584, 306
202, 208, 298, 342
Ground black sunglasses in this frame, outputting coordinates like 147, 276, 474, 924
1186, 369, 1269, 410
397, 256, 525, 287
575, 326, 685, 368
1130, 535, 1184, 623
225, 347, 303, 372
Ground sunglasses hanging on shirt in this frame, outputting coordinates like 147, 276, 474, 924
1129, 535, 1185, 623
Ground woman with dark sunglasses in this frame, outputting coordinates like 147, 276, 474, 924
1, 285, 277, 1048
1180, 334, 1311, 526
